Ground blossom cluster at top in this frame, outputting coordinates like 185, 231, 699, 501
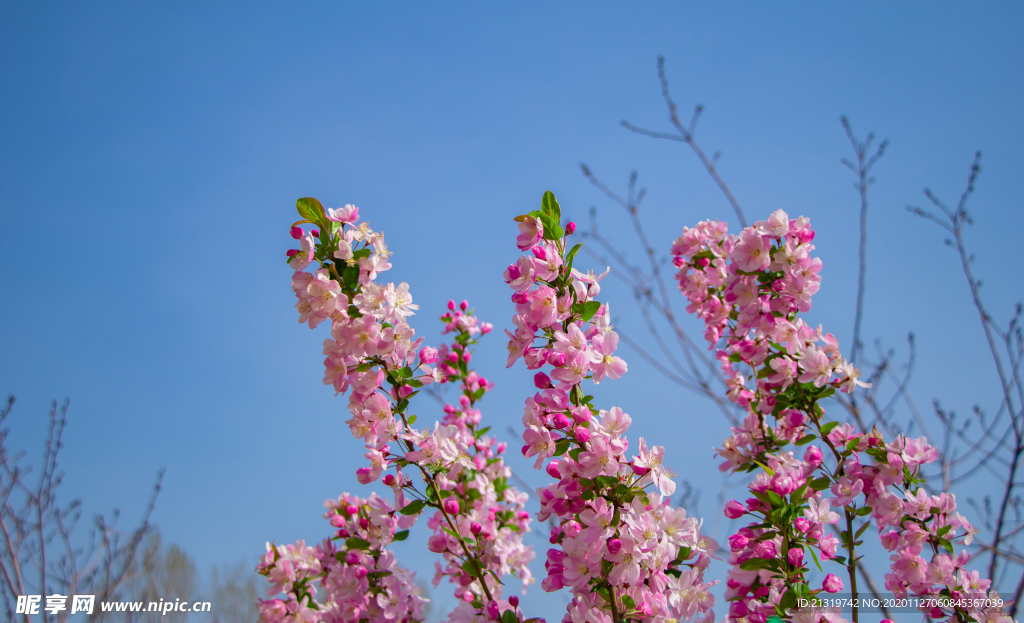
272, 198, 535, 623
503, 192, 719, 623
672, 210, 1009, 623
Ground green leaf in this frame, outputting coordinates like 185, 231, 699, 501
580, 301, 601, 322
621, 595, 636, 610
392, 530, 410, 542
807, 545, 823, 572
399, 500, 425, 516
740, 558, 769, 570
565, 242, 583, 265
554, 438, 571, 456
461, 559, 482, 576
780, 590, 797, 611
537, 212, 564, 240
809, 477, 831, 491
345, 537, 371, 550
819, 421, 839, 435
795, 434, 816, 446
766, 491, 785, 507
541, 190, 561, 225
296, 197, 325, 224
856, 505, 873, 517
502, 611, 518, 623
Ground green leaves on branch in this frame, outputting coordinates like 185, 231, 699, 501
541, 190, 561, 224
571, 300, 601, 322
345, 537, 371, 550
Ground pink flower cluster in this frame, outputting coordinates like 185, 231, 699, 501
504, 194, 719, 623
256, 492, 427, 623
673, 210, 1011, 623
280, 198, 534, 622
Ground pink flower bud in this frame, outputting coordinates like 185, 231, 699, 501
460, 300, 468, 311
311, 229, 319, 237
290, 226, 303, 239
823, 573, 843, 593
730, 601, 750, 617
358, 517, 369, 529
547, 351, 566, 367
354, 565, 367, 578
631, 462, 649, 476
565, 221, 576, 235
728, 534, 748, 550
486, 601, 500, 620
755, 540, 777, 559
443, 499, 460, 515
563, 520, 582, 537
724, 499, 746, 519
471, 522, 483, 535
462, 352, 472, 363
574, 427, 591, 443
532, 245, 547, 260
447, 299, 456, 310
788, 548, 804, 567
481, 322, 493, 334
509, 596, 519, 608
546, 461, 561, 479
428, 534, 448, 553
534, 372, 552, 389
804, 445, 823, 466
382, 474, 395, 486
606, 538, 622, 555
551, 413, 572, 429
772, 475, 796, 496
794, 517, 812, 533
345, 551, 360, 565
345, 504, 359, 516
697, 257, 710, 267
754, 586, 771, 598
329, 514, 346, 528
419, 346, 439, 364
286, 249, 298, 257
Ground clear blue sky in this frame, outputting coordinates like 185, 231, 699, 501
1, 2, 1021, 619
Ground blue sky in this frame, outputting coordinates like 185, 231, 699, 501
1, 2, 1022, 619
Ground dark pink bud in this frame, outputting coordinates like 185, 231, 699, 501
565, 221, 576, 235
462, 352, 472, 363
697, 257, 710, 267
823, 573, 843, 593
419, 346, 439, 364
358, 517, 369, 529
534, 372, 552, 389
447, 299, 456, 310
471, 522, 483, 535
286, 249, 298, 257
478, 377, 489, 387
754, 586, 771, 598
631, 462, 649, 476
728, 534, 748, 551
354, 565, 367, 578
788, 548, 804, 566
345, 504, 359, 516
290, 226, 304, 239
509, 596, 519, 608
311, 229, 319, 237
794, 517, 812, 533
532, 245, 547, 260
345, 551, 360, 565
382, 474, 395, 486
546, 461, 561, 479
486, 601, 500, 620
606, 538, 622, 555
551, 413, 572, 429
443, 499, 460, 515
804, 445, 823, 466
724, 499, 746, 519
730, 601, 750, 618
574, 427, 591, 443
547, 351, 566, 367
460, 300, 468, 311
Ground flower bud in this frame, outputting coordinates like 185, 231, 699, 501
345, 504, 359, 516
822, 573, 843, 593
481, 322, 493, 334
606, 538, 622, 555
509, 596, 520, 608
788, 548, 804, 567
804, 445, 823, 466
551, 413, 572, 429
471, 522, 483, 536
533, 372, 552, 389
724, 499, 746, 519
486, 601, 500, 620
547, 351, 566, 367
447, 299, 456, 310
286, 249, 298, 257
546, 460, 561, 479
532, 245, 547, 260
290, 226, 304, 239
565, 221, 576, 235
382, 474, 395, 486
794, 517, 812, 533
728, 534, 748, 551
354, 565, 367, 578
311, 229, 319, 237
574, 427, 591, 443
443, 499, 460, 515
460, 300, 469, 311
419, 346, 439, 364
358, 517, 369, 529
